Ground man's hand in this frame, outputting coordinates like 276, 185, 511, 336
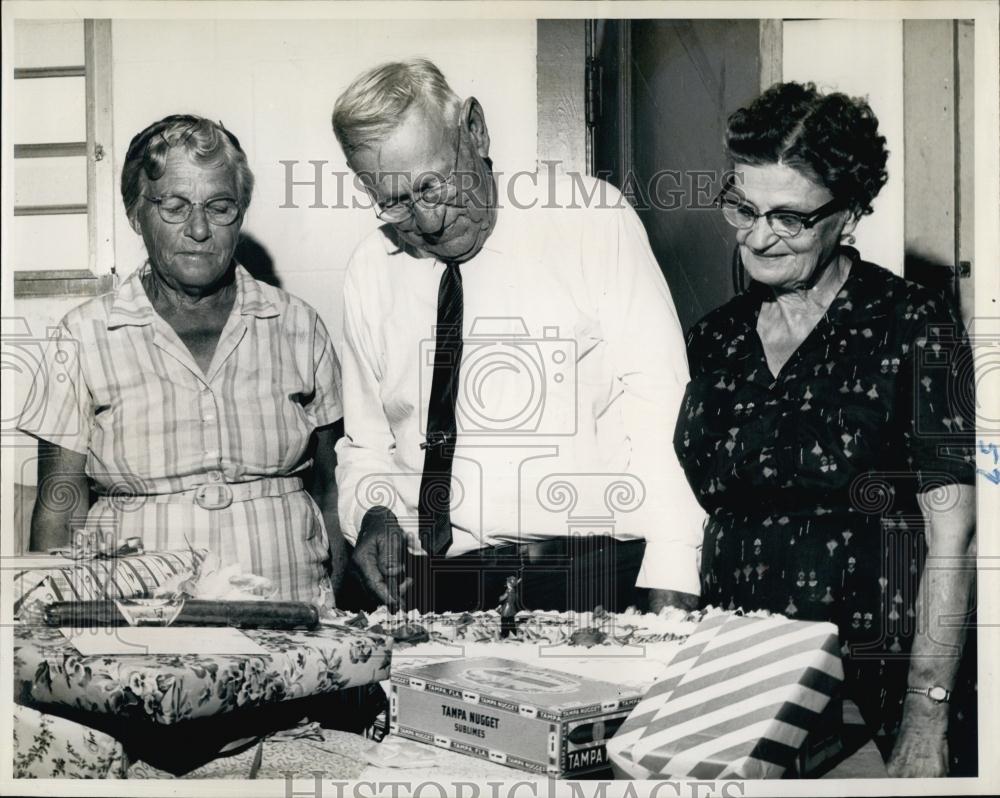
353, 506, 412, 611
648, 588, 699, 613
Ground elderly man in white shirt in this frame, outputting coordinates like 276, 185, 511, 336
332, 58, 705, 614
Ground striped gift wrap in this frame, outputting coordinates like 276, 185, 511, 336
12, 550, 196, 617
606, 614, 843, 780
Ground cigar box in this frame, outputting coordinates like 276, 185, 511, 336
389, 657, 642, 778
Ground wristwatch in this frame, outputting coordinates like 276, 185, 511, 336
905, 685, 951, 703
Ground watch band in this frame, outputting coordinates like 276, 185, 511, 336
906, 685, 951, 703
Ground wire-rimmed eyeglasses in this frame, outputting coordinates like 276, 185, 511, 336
143, 194, 241, 226
372, 125, 465, 224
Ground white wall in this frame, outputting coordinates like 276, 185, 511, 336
110, 18, 538, 346
783, 19, 905, 276
7, 19, 537, 504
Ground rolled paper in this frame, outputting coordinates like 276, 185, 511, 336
44, 599, 320, 629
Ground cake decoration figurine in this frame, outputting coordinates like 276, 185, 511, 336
498, 575, 523, 638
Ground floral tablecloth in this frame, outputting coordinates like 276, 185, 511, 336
13, 624, 392, 724
13, 704, 126, 779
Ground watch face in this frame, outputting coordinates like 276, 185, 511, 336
928, 686, 948, 701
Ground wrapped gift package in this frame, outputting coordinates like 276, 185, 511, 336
606, 614, 843, 780
790, 694, 843, 776
14, 623, 392, 724
390, 656, 642, 778
12, 550, 196, 617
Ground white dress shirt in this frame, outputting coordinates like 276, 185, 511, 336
335, 174, 706, 594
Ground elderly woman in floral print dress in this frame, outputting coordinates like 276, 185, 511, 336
673, 83, 976, 777
19, 115, 346, 605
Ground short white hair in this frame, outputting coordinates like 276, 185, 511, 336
332, 58, 461, 156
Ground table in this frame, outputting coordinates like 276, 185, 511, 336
13, 623, 889, 780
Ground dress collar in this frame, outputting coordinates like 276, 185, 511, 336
733, 247, 890, 330
107, 262, 279, 329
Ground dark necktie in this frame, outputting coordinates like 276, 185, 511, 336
418, 261, 463, 556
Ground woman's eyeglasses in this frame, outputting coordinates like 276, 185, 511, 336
143, 194, 241, 226
716, 188, 844, 239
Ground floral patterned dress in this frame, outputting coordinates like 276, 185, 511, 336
673, 250, 975, 733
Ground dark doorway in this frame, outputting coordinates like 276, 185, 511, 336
589, 19, 763, 334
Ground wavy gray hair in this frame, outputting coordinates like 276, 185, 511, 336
121, 114, 254, 225
332, 58, 462, 157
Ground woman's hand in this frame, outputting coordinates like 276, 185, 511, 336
887, 700, 949, 777
888, 483, 975, 778
887, 730, 948, 777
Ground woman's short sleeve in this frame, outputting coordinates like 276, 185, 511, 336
305, 314, 344, 429
16, 321, 93, 455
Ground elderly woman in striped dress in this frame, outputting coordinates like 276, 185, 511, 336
19, 115, 345, 605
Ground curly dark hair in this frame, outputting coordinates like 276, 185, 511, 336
725, 82, 889, 216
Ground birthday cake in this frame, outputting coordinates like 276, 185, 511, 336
322, 606, 715, 692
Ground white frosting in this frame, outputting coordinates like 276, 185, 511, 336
324, 606, 751, 692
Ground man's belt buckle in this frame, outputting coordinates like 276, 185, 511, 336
420, 431, 453, 451
194, 484, 233, 510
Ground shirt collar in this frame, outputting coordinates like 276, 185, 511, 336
235, 263, 281, 319
471, 171, 509, 258
735, 247, 889, 330
106, 265, 156, 329
107, 262, 279, 329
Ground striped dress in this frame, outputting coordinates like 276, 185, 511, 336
18, 263, 343, 604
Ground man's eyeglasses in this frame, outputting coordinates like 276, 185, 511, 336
716, 186, 844, 239
143, 194, 241, 226
373, 127, 464, 224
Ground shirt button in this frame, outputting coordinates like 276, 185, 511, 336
204, 414, 216, 423
208, 471, 222, 482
